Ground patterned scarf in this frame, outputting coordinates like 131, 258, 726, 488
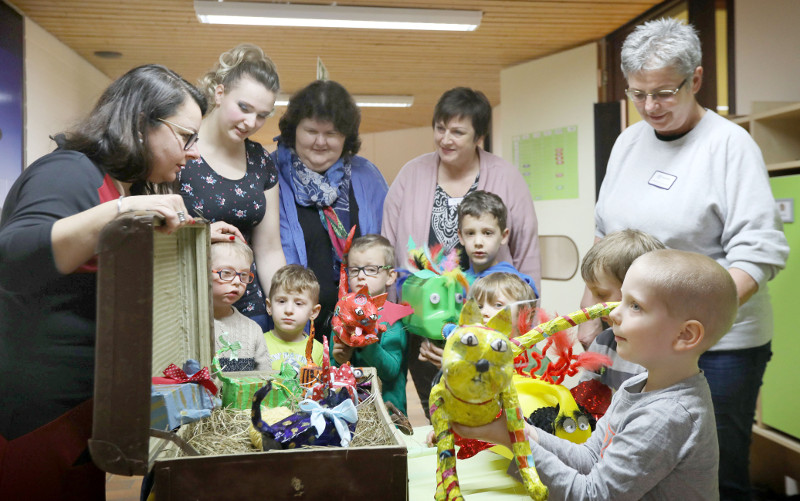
277, 141, 352, 260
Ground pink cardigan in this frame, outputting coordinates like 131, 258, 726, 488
382, 148, 541, 294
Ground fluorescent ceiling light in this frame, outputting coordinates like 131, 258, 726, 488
275, 93, 413, 108
194, 1, 482, 31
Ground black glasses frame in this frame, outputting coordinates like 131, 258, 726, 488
345, 265, 393, 277
212, 268, 255, 284
157, 118, 199, 151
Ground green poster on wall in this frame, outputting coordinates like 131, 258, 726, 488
512, 126, 578, 201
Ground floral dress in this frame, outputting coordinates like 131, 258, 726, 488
180, 139, 278, 319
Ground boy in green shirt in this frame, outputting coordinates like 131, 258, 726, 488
332, 234, 408, 414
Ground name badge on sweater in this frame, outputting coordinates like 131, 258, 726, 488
648, 171, 677, 190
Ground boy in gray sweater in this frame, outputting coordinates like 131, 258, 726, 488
456, 249, 737, 500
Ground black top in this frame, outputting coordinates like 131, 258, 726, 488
0, 150, 111, 439
180, 139, 278, 318
295, 185, 360, 341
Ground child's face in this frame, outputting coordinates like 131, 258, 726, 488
586, 268, 623, 324
346, 247, 396, 297
608, 262, 683, 367
267, 286, 321, 337
211, 249, 251, 312
475, 290, 533, 337
458, 214, 510, 273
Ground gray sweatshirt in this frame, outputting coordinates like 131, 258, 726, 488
596, 110, 789, 350
532, 371, 718, 500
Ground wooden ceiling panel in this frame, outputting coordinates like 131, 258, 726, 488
8, 0, 661, 133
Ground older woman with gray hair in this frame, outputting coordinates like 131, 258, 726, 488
587, 18, 788, 499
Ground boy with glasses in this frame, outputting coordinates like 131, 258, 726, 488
331, 234, 408, 414
211, 240, 272, 372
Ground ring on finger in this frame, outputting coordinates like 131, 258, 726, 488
176, 210, 186, 223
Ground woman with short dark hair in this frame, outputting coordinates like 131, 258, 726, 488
272, 80, 388, 339
382, 86, 541, 419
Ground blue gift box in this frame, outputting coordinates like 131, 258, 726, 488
150, 383, 217, 431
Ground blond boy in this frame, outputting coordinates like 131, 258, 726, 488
457, 249, 738, 500
264, 264, 324, 374
210, 240, 271, 372
580, 229, 665, 390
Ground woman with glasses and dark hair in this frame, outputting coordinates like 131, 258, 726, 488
272, 80, 388, 341
381, 86, 541, 419
0, 64, 242, 499
586, 18, 788, 499
180, 44, 285, 331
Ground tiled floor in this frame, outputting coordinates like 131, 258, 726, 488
105, 374, 431, 500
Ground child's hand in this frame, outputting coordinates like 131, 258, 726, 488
418, 339, 443, 368
425, 429, 437, 447
332, 340, 355, 365
451, 412, 539, 449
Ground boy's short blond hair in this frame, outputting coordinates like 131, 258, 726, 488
635, 249, 738, 348
469, 272, 537, 306
210, 239, 254, 267
581, 229, 665, 284
268, 264, 320, 303
346, 234, 395, 268
457, 190, 508, 231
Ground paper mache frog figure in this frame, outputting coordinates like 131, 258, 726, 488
400, 241, 469, 341
429, 300, 549, 501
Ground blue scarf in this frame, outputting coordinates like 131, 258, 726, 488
276, 140, 352, 257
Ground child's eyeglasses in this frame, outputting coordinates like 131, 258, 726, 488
212, 268, 255, 284
345, 265, 392, 277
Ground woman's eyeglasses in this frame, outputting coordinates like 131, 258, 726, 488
345, 265, 392, 277
212, 268, 255, 284
625, 78, 687, 103
157, 118, 199, 151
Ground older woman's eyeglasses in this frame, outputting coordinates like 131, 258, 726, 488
625, 78, 687, 103
212, 268, 255, 284
346, 265, 392, 277
157, 118, 199, 151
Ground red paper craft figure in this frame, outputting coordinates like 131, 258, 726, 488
308, 335, 357, 402
331, 226, 388, 347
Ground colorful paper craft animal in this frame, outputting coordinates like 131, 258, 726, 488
429, 301, 619, 501
331, 226, 387, 347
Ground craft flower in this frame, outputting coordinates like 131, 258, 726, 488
217, 334, 242, 361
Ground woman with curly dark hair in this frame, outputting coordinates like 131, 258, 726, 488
272, 80, 388, 339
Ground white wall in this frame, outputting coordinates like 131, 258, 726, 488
734, 0, 800, 115
24, 18, 110, 164
499, 43, 598, 315
359, 103, 503, 185
359, 125, 432, 184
